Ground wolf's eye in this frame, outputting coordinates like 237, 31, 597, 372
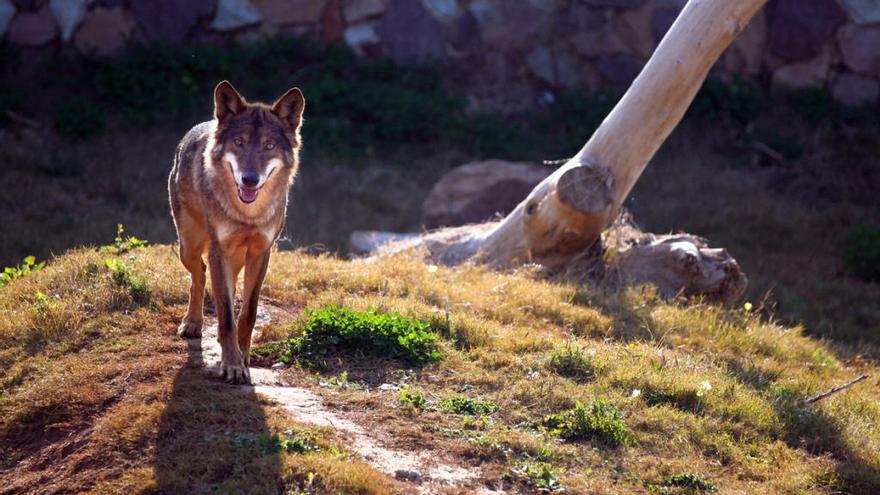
234, 137, 243, 146
265, 142, 275, 150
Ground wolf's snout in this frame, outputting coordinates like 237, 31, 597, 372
241, 171, 260, 187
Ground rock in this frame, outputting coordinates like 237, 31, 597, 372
766, 0, 845, 62
771, 45, 831, 91
0, 0, 15, 37
48, 0, 86, 42
420, 0, 458, 23
377, 383, 397, 391
210, 0, 262, 31
344, 0, 386, 23
840, 0, 880, 25
479, 1, 553, 52
422, 160, 552, 229
377, 0, 446, 63
8, 4, 56, 46
252, 0, 326, 26
394, 469, 423, 483
594, 53, 643, 86
320, 0, 343, 43
832, 73, 880, 107
583, 0, 648, 7
74, 7, 138, 56
837, 24, 880, 77
271, 362, 286, 370
612, 1, 654, 58
722, 8, 766, 75
130, 0, 215, 43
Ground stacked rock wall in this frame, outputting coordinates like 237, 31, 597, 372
1, 0, 878, 107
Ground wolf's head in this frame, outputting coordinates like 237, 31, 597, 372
209, 81, 305, 207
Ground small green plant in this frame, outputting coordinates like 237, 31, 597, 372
662, 472, 717, 492
236, 429, 319, 455
503, 461, 564, 492
99, 224, 148, 255
283, 305, 441, 366
440, 395, 498, 416
398, 386, 426, 408
843, 224, 880, 282
546, 344, 594, 381
104, 258, 150, 302
1, 255, 44, 286
542, 400, 633, 447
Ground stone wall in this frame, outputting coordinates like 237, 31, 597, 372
2, 0, 879, 107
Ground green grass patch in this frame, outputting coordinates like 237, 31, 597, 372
542, 400, 633, 447
439, 395, 499, 416
546, 344, 594, 381
104, 258, 150, 303
282, 305, 441, 366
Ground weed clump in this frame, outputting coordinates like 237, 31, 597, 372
542, 400, 632, 447
283, 305, 441, 366
662, 472, 718, 492
546, 345, 594, 381
99, 224, 147, 255
398, 386, 426, 408
440, 396, 498, 416
503, 461, 564, 492
104, 258, 150, 303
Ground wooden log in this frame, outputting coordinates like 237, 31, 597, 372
355, 0, 766, 285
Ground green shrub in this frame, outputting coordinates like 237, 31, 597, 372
283, 305, 441, 366
104, 258, 150, 303
542, 400, 633, 447
439, 395, 498, 416
1, 256, 44, 287
663, 472, 717, 492
844, 224, 880, 282
546, 345, 594, 381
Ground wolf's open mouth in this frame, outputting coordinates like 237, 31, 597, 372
238, 187, 260, 204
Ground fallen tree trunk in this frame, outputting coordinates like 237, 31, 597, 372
353, 0, 764, 301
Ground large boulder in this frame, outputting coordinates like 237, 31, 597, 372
839, 0, 880, 25
422, 160, 552, 229
771, 45, 832, 91
8, 4, 56, 46
74, 6, 138, 56
377, 0, 446, 63
832, 73, 880, 107
210, 0, 262, 31
766, 0, 845, 62
837, 24, 880, 77
251, 0, 326, 26
130, 0, 215, 43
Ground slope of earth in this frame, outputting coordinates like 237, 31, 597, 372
1, 246, 879, 494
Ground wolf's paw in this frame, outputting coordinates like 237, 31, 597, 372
177, 320, 203, 338
219, 361, 251, 385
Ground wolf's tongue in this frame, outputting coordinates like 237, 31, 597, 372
238, 187, 259, 204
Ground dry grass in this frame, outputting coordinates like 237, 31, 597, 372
4, 244, 877, 493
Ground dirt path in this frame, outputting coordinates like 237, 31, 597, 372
187, 309, 499, 494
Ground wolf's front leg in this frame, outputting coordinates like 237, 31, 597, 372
208, 244, 250, 384
237, 249, 271, 366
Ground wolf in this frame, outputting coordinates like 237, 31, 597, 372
168, 81, 305, 384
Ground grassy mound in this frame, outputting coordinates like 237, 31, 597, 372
2, 246, 879, 493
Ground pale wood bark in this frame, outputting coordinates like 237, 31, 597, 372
353, 0, 765, 300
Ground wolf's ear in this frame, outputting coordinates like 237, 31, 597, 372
271, 87, 305, 133
214, 81, 245, 122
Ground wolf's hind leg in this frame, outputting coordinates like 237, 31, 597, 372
176, 212, 207, 338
